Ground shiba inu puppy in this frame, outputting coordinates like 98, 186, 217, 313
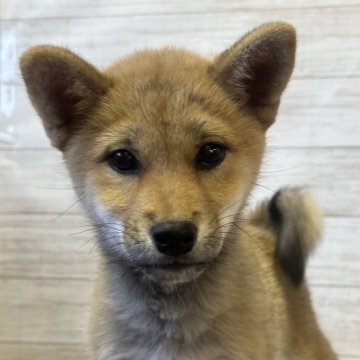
20, 22, 337, 359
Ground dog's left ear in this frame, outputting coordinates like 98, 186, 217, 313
213, 22, 296, 129
20, 46, 112, 150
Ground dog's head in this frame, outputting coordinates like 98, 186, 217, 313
21, 22, 295, 287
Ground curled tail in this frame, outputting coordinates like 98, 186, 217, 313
251, 187, 323, 285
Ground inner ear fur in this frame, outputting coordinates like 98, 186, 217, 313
213, 22, 296, 128
20, 46, 112, 150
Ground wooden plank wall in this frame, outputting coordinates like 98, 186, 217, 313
1, 1, 359, 359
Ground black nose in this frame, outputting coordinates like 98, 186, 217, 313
150, 221, 197, 256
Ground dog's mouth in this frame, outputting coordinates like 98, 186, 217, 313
141, 261, 207, 271
138, 261, 208, 285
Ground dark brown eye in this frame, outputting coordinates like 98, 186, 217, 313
196, 143, 227, 169
107, 149, 140, 174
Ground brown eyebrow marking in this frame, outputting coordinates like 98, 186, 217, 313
187, 118, 235, 147
99, 124, 144, 153
114, 125, 143, 142
138, 79, 177, 94
121, 137, 136, 148
192, 119, 209, 137
187, 93, 208, 105
187, 91, 226, 119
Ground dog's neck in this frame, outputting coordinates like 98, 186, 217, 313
98, 236, 239, 345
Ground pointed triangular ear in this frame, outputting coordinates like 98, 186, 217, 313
213, 22, 296, 129
20, 46, 112, 150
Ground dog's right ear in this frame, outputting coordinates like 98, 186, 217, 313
20, 46, 112, 150
213, 22, 296, 129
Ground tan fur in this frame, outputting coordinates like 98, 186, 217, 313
20, 22, 337, 359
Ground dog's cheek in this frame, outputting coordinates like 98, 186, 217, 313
218, 186, 247, 231
208, 160, 249, 213
92, 199, 126, 251
81, 169, 140, 253
202, 151, 259, 240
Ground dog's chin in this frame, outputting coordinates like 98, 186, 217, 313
138, 262, 207, 288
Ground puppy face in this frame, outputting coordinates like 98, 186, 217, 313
20, 23, 296, 286
65, 52, 266, 284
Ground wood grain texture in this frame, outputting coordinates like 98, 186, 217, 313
0, 278, 92, 343
307, 217, 360, 287
0, 150, 78, 214
2, 0, 360, 20
0, 214, 96, 280
252, 147, 360, 217
1, 10, 360, 85
0, 343, 89, 360
312, 286, 360, 358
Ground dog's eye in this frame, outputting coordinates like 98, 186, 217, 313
107, 149, 140, 174
196, 143, 227, 169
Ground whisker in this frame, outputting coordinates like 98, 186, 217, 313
252, 182, 275, 193
71, 227, 100, 236
217, 198, 244, 217
51, 193, 87, 221
89, 241, 99, 254
78, 234, 98, 250
39, 185, 84, 190
217, 214, 250, 223
257, 165, 299, 174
